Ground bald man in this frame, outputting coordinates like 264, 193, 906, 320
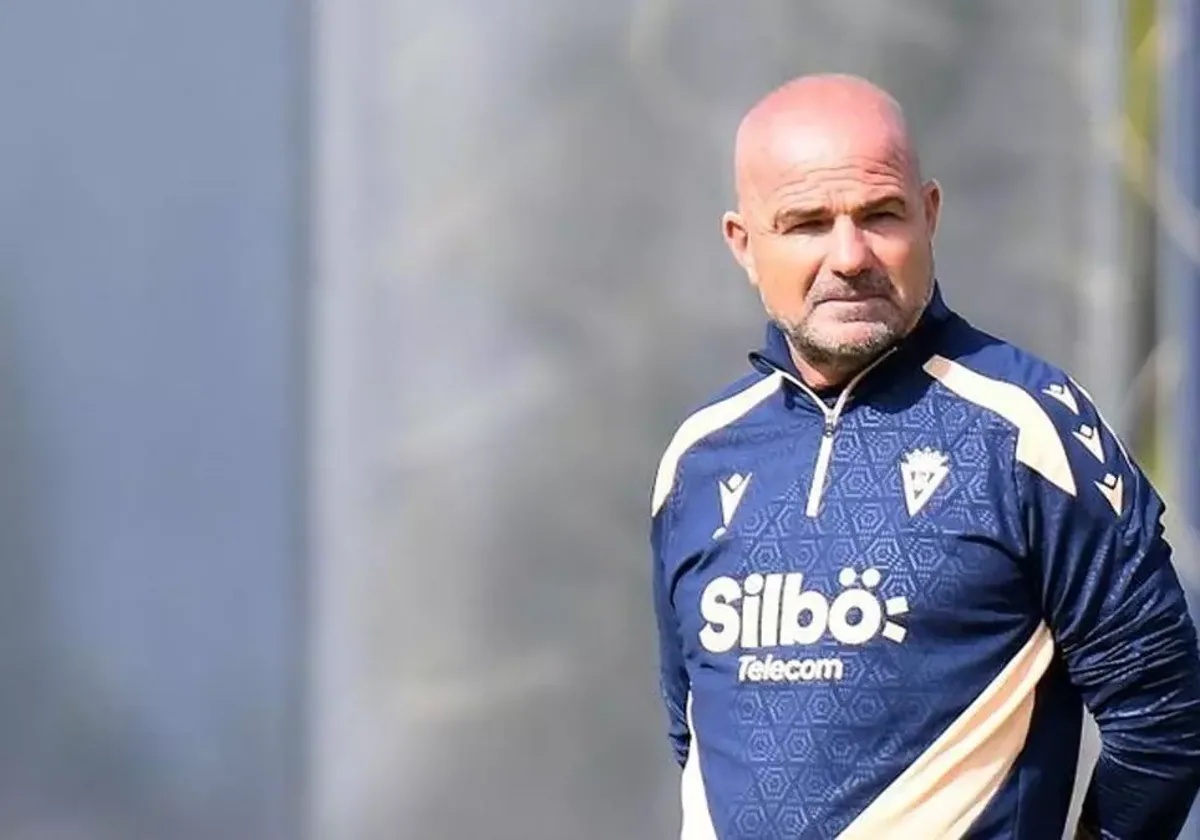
649, 74, 1200, 840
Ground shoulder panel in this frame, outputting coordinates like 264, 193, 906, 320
651, 372, 783, 516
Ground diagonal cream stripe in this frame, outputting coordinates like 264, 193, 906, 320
924, 356, 1077, 497
838, 623, 1056, 840
680, 692, 719, 840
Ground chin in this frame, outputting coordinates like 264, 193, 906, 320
824, 321, 895, 347
812, 322, 900, 361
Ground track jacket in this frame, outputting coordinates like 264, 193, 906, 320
650, 284, 1200, 839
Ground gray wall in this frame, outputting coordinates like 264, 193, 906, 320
0, 1, 307, 838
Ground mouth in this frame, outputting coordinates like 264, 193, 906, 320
811, 295, 897, 324
818, 293, 889, 305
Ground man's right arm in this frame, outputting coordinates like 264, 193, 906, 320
652, 505, 691, 768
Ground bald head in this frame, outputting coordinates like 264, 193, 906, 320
721, 74, 940, 389
734, 74, 921, 208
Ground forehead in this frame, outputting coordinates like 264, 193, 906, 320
743, 124, 915, 208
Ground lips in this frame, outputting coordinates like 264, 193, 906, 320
819, 294, 886, 304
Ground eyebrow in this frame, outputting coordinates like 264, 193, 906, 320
772, 194, 908, 230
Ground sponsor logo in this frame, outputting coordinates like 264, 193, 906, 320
699, 568, 908, 682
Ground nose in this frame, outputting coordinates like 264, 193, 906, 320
826, 216, 871, 277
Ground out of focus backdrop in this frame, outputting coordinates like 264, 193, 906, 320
0, 1, 1197, 839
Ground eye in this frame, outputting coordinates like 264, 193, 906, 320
863, 207, 903, 223
786, 218, 830, 234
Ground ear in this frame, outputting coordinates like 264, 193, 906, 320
922, 179, 942, 240
722, 210, 758, 287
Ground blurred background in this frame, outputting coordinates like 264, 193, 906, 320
0, 1, 1196, 838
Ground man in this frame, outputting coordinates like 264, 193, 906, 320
649, 73, 1200, 839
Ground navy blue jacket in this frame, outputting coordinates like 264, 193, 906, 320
650, 285, 1200, 839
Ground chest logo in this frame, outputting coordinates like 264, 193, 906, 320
900, 448, 950, 516
698, 568, 910, 683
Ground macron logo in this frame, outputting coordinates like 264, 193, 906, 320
713, 473, 751, 538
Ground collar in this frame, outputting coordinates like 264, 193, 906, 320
748, 282, 955, 400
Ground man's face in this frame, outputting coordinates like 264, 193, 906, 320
725, 127, 941, 370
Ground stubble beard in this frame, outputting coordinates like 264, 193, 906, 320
769, 276, 932, 375
762, 263, 935, 378
777, 313, 904, 370
777, 314, 902, 369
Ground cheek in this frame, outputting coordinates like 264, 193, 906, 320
869, 235, 925, 281
751, 239, 821, 296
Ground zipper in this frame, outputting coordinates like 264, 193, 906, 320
806, 417, 837, 517
782, 349, 896, 518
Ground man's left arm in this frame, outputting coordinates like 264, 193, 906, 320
1021, 388, 1200, 839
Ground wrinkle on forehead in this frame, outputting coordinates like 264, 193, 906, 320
768, 156, 910, 197
733, 74, 921, 213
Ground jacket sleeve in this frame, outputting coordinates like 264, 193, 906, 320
652, 496, 691, 769
1019, 384, 1200, 838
